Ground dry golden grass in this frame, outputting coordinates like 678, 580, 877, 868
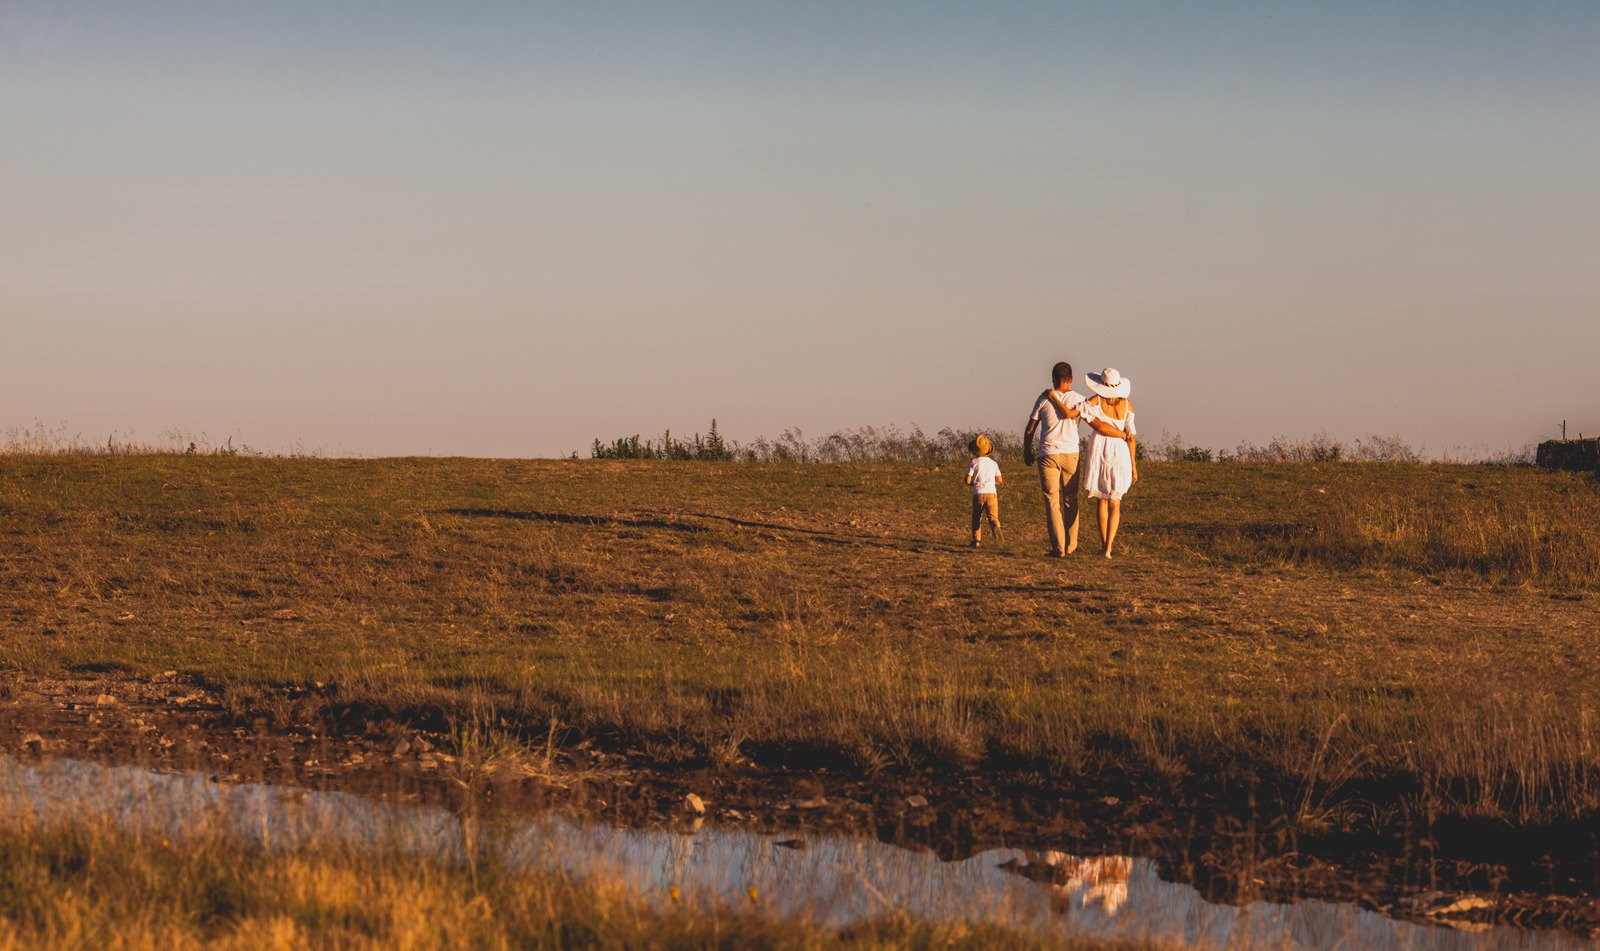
1, 456, 1597, 829
1301, 480, 1600, 586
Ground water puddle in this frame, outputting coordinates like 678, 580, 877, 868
1, 756, 1591, 950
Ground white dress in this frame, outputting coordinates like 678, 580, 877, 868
1084, 404, 1137, 501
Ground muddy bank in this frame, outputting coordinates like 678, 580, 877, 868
3, 673, 1598, 938
4, 755, 1593, 951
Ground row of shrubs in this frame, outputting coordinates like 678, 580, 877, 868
1154, 432, 1535, 464
589, 422, 1532, 466
1153, 431, 1434, 463
590, 420, 733, 460
3, 419, 1532, 466
590, 424, 1026, 464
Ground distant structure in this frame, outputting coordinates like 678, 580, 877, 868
1536, 438, 1600, 473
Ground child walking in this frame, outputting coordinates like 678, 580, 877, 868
966, 434, 1003, 547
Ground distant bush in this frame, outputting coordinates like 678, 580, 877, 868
1345, 434, 1425, 463
1223, 432, 1422, 463
1481, 444, 1538, 466
591, 420, 731, 460
736, 426, 1025, 464
1147, 430, 1434, 464
1226, 431, 1349, 463
1151, 431, 1213, 463
591, 423, 1025, 464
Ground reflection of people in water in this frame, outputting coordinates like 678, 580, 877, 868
1005, 851, 1132, 917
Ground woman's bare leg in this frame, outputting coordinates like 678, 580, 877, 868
1104, 500, 1122, 558
1096, 499, 1111, 552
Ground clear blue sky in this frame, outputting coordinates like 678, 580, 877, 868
3, 1, 1596, 456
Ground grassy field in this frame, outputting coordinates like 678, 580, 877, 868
2, 454, 1598, 840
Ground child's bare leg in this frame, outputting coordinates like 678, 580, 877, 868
1105, 500, 1122, 558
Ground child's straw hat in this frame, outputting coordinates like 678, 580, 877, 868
969, 434, 993, 455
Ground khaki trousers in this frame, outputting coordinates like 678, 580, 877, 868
1037, 454, 1081, 554
971, 493, 1000, 540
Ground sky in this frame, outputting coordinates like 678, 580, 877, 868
2, 1, 1596, 457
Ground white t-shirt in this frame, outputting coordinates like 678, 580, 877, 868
968, 456, 1001, 494
1029, 388, 1085, 456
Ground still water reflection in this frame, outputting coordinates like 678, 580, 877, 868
0, 756, 1589, 950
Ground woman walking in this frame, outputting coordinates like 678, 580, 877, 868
1046, 367, 1137, 558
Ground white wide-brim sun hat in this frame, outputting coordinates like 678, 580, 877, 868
1086, 367, 1131, 399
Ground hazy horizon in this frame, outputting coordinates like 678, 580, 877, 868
4, 1, 1596, 457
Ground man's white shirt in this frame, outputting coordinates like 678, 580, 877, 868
1029, 389, 1085, 456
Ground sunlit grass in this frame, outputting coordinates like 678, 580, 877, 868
1, 455, 1597, 833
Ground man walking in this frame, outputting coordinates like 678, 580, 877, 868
1024, 362, 1086, 557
